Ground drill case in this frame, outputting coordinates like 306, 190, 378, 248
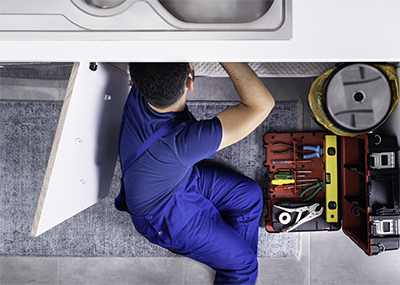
263, 132, 400, 256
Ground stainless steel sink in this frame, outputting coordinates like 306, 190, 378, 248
0, 0, 292, 40
82, 0, 126, 9
158, 0, 275, 24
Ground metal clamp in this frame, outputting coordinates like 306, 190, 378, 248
274, 203, 324, 232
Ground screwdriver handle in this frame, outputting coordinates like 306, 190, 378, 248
274, 174, 294, 179
271, 179, 295, 185
275, 184, 295, 191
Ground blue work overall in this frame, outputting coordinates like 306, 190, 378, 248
116, 108, 263, 284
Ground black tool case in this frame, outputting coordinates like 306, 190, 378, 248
263, 132, 400, 256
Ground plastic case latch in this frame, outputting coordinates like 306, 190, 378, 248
371, 219, 400, 237
369, 152, 395, 169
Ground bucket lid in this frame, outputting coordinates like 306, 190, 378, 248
325, 63, 392, 133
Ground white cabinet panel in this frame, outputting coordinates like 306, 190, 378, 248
30, 62, 129, 237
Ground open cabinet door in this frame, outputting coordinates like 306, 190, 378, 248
30, 62, 130, 237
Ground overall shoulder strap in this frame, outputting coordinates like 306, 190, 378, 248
121, 120, 182, 175
116, 120, 184, 214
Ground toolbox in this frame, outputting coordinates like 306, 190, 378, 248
263, 131, 400, 256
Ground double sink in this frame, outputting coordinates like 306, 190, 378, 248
0, 0, 292, 40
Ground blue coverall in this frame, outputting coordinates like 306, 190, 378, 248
116, 86, 263, 284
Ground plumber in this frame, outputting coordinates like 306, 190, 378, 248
115, 62, 275, 284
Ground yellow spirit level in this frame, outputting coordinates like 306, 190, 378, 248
325, 135, 339, 223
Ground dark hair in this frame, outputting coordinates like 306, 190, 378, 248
129, 63, 191, 109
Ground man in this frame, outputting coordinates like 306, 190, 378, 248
116, 62, 275, 284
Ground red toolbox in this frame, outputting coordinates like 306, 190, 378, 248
263, 131, 400, 256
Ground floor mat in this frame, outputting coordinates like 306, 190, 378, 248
0, 99, 302, 258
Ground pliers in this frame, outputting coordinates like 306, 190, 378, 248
297, 145, 323, 159
299, 181, 324, 202
273, 143, 294, 155
273, 143, 323, 159
274, 203, 324, 232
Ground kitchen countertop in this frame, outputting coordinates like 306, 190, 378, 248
0, 0, 399, 62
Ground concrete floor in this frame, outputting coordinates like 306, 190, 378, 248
1, 66, 399, 285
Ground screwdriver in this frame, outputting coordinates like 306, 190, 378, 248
274, 173, 306, 179
271, 178, 318, 185
272, 160, 313, 164
279, 169, 313, 174
274, 184, 295, 191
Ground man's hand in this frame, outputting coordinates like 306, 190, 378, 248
216, 63, 275, 151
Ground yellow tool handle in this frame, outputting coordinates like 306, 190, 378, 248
271, 179, 295, 185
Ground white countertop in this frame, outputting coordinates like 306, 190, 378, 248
0, 0, 399, 62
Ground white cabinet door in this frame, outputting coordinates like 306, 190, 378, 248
30, 62, 130, 237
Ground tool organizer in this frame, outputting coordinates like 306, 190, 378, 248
263, 131, 400, 256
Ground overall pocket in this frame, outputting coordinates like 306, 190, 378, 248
131, 214, 172, 247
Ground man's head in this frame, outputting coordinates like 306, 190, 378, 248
129, 63, 194, 109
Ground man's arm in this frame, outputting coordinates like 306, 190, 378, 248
216, 62, 275, 151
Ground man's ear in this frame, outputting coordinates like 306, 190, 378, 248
186, 77, 194, 92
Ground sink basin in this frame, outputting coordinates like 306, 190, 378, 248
158, 0, 275, 23
0, 0, 292, 40
82, 0, 126, 9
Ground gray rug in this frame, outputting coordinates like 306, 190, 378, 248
0, 99, 302, 258
0, 64, 73, 80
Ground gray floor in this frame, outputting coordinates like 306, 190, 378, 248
1, 68, 400, 285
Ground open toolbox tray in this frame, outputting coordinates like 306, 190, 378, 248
263, 132, 400, 255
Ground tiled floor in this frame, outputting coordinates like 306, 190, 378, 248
1, 65, 399, 285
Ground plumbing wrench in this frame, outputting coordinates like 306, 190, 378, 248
274, 203, 324, 232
